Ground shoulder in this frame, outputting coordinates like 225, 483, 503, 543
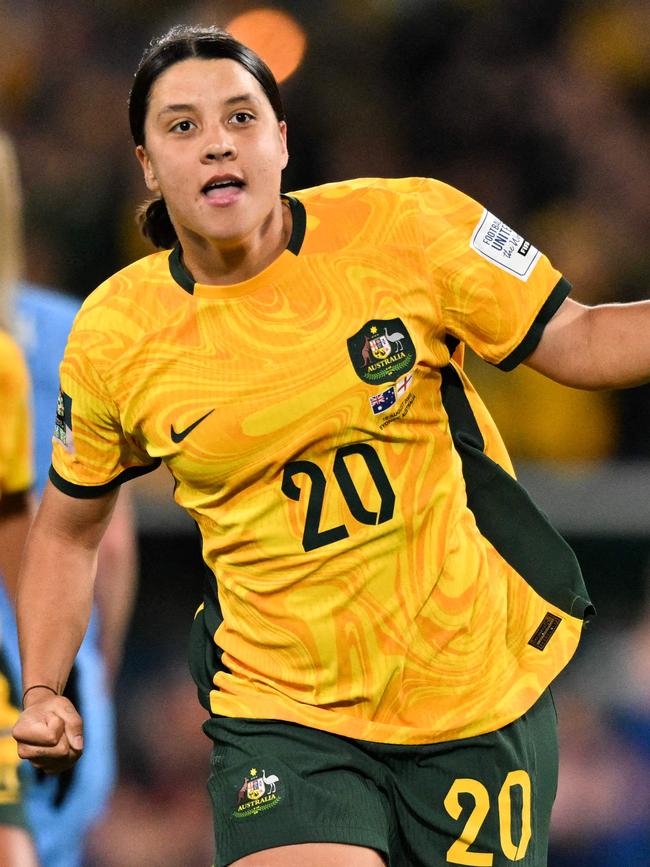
287, 177, 477, 251
290, 176, 472, 204
73, 249, 177, 331
0, 330, 29, 390
289, 177, 478, 230
58, 250, 185, 377
289, 176, 443, 206
0, 329, 26, 364
87, 249, 173, 302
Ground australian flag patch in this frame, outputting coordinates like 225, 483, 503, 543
369, 386, 396, 415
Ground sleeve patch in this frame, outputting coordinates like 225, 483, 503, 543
54, 388, 74, 454
470, 209, 541, 282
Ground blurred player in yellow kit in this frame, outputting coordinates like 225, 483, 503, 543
12, 25, 650, 867
0, 129, 137, 866
0, 132, 38, 864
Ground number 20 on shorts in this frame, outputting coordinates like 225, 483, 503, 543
444, 770, 532, 864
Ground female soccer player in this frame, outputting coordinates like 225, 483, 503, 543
12, 25, 650, 867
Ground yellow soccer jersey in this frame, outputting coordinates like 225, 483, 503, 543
50, 177, 592, 744
0, 330, 32, 498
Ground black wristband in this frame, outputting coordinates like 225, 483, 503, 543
22, 684, 59, 708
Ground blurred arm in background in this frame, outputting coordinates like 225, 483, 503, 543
0, 308, 38, 867
0, 493, 34, 605
1, 126, 139, 867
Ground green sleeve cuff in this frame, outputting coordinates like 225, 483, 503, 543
48, 460, 162, 498
497, 276, 572, 372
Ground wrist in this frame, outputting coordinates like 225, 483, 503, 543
22, 684, 59, 708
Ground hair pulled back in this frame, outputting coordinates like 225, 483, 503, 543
129, 25, 285, 249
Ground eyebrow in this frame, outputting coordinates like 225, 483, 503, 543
157, 103, 196, 118
224, 93, 261, 106
157, 94, 261, 118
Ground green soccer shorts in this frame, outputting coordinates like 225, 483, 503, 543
203, 689, 558, 867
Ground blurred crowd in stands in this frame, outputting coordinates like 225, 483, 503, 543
1, 0, 649, 864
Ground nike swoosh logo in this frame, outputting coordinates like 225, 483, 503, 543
170, 409, 215, 444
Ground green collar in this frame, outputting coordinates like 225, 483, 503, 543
168, 194, 307, 295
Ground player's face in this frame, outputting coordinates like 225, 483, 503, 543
136, 57, 288, 250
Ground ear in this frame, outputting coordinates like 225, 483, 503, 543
278, 121, 289, 171
135, 145, 160, 193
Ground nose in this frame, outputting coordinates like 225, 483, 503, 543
201, 138, 237, 163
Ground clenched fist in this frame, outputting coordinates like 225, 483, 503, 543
13, 688, 83, 773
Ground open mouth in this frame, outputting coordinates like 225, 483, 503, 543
202, 178, 245, 196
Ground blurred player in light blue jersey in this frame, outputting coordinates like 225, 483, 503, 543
0, 131, 138, 867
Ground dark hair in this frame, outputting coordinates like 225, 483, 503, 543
129, 25, 286, 249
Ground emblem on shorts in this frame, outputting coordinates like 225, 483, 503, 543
347, 318, 416, 385
233, 768, 282, 818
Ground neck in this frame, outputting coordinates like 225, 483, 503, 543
177, 199, 291, 286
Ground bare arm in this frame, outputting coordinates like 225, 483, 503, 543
12, 480, 118, 772
526, 296, 650, 390
94, 486, 138, 687
0, 490, 34, 601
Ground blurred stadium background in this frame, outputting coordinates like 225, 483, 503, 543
2, 0, 650, 864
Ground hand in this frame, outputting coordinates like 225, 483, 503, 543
12, 690, 84, 774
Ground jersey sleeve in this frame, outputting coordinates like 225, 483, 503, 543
49, 329, 160, 498
0, 332, 33, 496
417, 178, 570, 369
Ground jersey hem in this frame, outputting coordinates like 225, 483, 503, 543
48, 460, 162, 498
207, 613, 583, 747
497, 275, 572, 371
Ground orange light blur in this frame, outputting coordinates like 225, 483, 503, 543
225, 7, 307, 83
